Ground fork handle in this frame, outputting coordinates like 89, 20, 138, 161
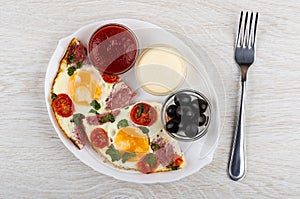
228, 80, 246, 181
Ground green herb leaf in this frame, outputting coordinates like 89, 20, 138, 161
122, 152, 136, 163
99, 113, 115, 123
70, 113, 85, 125
136, 104, 144, 118
145, 153, 157, 167
105, 144, 121, 162
89, 109, 99, 115
90, 100, 101, 110
124, 106, 129, 110
76, 61, 83, 69
151, 143, 161, 151
51, 93, 57, 100
138, 126, 149, 134
167, 162, 180, 170
68, 54, 76, 63
117, 119, 129, 129
67, 66, 77, 76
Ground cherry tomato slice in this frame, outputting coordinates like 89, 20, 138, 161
130, 103, 157, 126
52, 93, 74, 117
90, 128, 109, 149
101, 73, 120, 84
173, 155, 184, 167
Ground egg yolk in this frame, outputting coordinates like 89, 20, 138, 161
68, 69, 102, 105
114, 126, 149, 154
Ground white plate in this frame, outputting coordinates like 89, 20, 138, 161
45, 19, 222, 184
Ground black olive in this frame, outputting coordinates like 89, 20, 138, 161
174, 93, 192, 106
199, 103, 208, 113
178, 119, 187, 131
191, 98, 208, 113
194, 114, 207, 126
176, 106, 195, 119
165, 118, 180, 133
190, 99, 200, 111
183, 123, 199, 138
166, 104, 178, 118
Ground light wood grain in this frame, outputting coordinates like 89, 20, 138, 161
1, 0, 300, 198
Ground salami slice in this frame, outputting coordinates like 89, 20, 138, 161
106, 81, 135, 110
68, 42, 87, 64
90, 128, 109, 149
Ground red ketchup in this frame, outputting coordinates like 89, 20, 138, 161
88, 24, 138, 74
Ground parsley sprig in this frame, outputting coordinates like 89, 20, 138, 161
67, 61, 83, 76
51, 93, 58, 100
151, 143, 161, 151
99, 113, 115, 123
145, 153, 157, 167
105, 144, 136, 163
136, 104, 144, 118
122, 152, 136, 163
70, 113, 85, 125
68, 54, 76, 63
138, 126, 149, 134
117, 119, 129, 129
105, 144, 121, 162
89, 100, 101, 115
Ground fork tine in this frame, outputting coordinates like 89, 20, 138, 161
247, 12, 253, 47
252, 12, 259, 48
242, 11, 248, 47
236, 11, 243, 47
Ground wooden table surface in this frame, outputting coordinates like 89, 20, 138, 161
1, 0, 299, 198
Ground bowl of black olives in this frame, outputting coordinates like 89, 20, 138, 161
161, 89, 211, 141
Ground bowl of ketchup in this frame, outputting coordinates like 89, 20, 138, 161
88, 23, 139, 75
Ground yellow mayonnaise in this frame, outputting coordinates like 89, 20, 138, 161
135, 45, 187, 96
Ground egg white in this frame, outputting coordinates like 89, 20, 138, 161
83, 101, 184, 172
52, 64, 116, 147
51, 54, 184, 172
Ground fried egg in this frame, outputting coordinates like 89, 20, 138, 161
114, 126, 149, 154
51, 39, 117, 149
68, 69, 103, 105
83, 101, 184, 173
52, 59, 134, 149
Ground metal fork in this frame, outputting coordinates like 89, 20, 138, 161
228, 11, 258, 181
